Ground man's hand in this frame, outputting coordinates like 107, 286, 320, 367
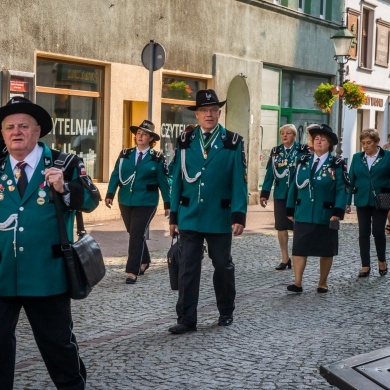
169, 224, 178, 237
105, 199, 113, 208
346, 205, 351, 214
260, 197, 267, 208
287, 216, 294, 222
44, 167, 65, 193
232, 223, 244, 236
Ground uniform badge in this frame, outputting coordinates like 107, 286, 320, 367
0, 193, 4, 201
8, 185, 15, 191
38, 190, 46, 198
1, 174, 7, 181
37, 197, 45, 205
7, 179, 12, 185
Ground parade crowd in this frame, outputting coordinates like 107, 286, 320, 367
2, 89, 390, 389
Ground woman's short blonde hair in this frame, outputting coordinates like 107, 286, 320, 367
279, 124, 297, 136
360, 128, 380, 143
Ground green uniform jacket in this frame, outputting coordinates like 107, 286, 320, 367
169, 125, 248, 233
347, 148, 390, 207
260, 142, 310, 200
286, 154, 349, 224
0, 143, 100, 297
106, 148, 170, 209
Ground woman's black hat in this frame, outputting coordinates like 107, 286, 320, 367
130, 119, 160, 141
308, 124, 338, 145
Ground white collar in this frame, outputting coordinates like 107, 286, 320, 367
10, 144, 43, 170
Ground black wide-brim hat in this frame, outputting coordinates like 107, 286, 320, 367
187, 89, 226, 111
130, 119, 160, 141
308, 124, 338, 145
0, 97, 52, 138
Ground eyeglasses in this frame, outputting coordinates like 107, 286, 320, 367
197, 108, 220, 114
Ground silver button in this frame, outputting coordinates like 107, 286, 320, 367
19, 247, 24, 252
201, 183, 204, 186
19, 227, 24, 232
202, 167, 205, 171
19, 207, 24, 211
200, 199, 204, 202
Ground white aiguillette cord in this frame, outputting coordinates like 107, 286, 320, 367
0, 214, 18, 256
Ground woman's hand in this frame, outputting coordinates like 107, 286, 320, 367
345, 205, 351, 214
330, 216, 340, 221
287, 216, 294, 222
260, 197, 267, 208
105, 198, 113, 208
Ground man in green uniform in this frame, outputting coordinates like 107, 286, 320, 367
0, 97, 100, 390
168, 89, 248, 334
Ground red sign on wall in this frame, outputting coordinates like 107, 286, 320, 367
10, 79, 29, 92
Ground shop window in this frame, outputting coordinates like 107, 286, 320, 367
161, 75, 206, 164
36, 58, 104, 181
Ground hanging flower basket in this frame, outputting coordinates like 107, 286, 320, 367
313, 83, 337, 113
342, 81, 367, 109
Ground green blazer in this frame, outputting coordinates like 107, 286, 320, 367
260, 142, 310, 200
286, 154, 348, 225
106, 148, 170, 209
169, 125, 248, 233
0, 143, 100, 297
347, 148, 390, 207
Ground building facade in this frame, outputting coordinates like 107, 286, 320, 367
0, 0, 345, 221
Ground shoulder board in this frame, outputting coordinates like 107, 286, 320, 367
177, 128, 196, 149
150, 149, 164, 162
297, 154, 311, 165
331, 156, 347, 170
270, 145, 281, 156
297, 144, 311, 153
119, 148, 134, 158
222, 129, 243, 150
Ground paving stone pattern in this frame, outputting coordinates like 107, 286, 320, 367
13, 205, 390, 389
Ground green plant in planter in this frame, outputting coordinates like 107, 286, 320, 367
166, 81, 193, 100
313, 83, 336, 113
342, 81, 367, 109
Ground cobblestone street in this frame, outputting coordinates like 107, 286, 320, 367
14, 204, 390, 389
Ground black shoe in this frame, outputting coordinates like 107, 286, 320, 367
168, 324, 197, 334
358, 268, 371, 278
139, 263, 150, 275
125, 275, 137, 284
218, 315, 233, 326
275, 258, 292, 270
379, 263, 388, 277
317, 287, 328, 293
287, 284, 303, 293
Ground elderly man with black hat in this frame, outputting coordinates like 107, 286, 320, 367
286, 124, 349, 294
105, 119, 170, 284
0, 97, 100, 390
168, 89, 248, 334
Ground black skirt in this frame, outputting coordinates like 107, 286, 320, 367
274, 199, 294, 231
292, 222, 338, 257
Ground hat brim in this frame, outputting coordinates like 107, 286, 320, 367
309, 128, 338, 145
187, 100, 226, 111
0, 102, 52, 138
130, 126, 160, 141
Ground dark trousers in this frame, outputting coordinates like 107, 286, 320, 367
0, 294, 86, 390
119, 204, 157, 274
357, 206, 388, 266
176, 230, 235, 326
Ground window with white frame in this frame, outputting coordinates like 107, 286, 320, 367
360, 7, 375, 69
298, 0, 305, 12
320, 0, 326, 19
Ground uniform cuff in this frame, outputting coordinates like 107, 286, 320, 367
231, 212, 246, 227
260, 190, 270, 199
105, 193, 115, 200
169, 211, 178, 225
68, 182, 84, 210
332, 207, 345, 220
286, 207, 295, 217
164, 201, 170, 210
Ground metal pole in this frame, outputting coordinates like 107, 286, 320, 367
147, 40, 155, 121
335, 61, 345, 158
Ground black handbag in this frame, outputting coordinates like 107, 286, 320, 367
167, 233, 180, 291
367, 168, 390, 210
54, 193, 105, 299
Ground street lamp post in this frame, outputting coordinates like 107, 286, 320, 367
331, 20, 355, 158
